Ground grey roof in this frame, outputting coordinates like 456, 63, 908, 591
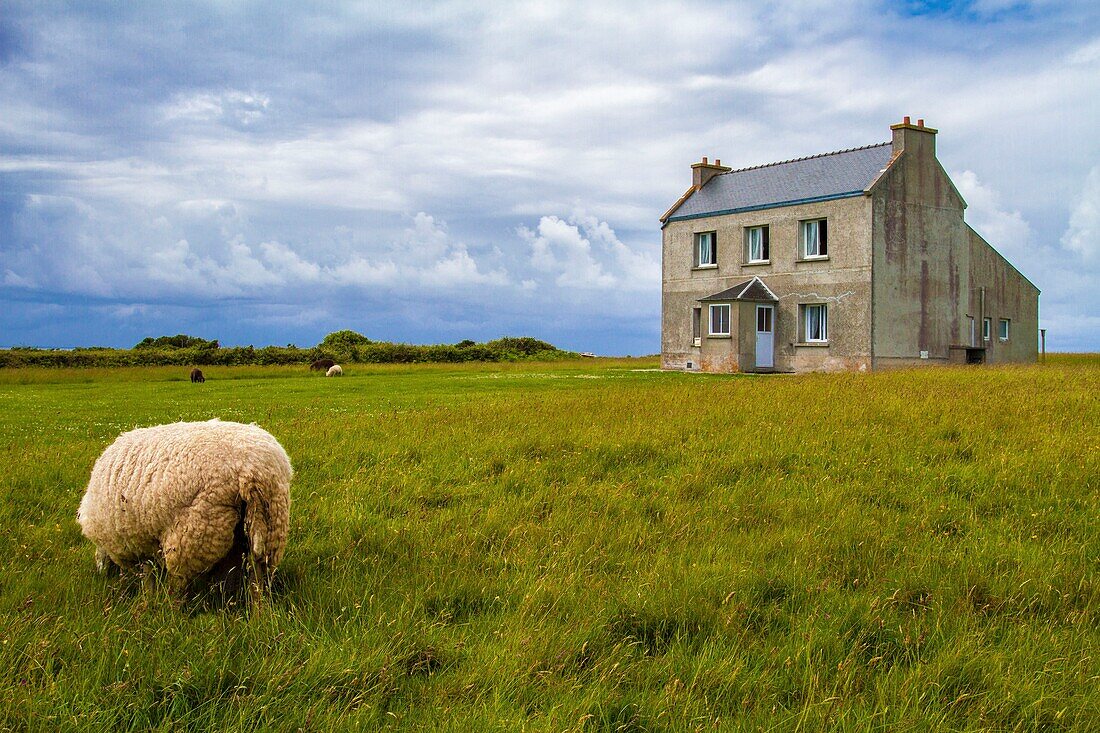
668, 143, 894, 222
699, 277, 778, 303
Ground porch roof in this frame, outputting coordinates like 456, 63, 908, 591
698, 276, 779, 303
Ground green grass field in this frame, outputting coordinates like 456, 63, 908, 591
0, 356, 1097, 731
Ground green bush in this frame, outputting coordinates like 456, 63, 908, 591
134, 334, 219, 350
0, 334, 577, 368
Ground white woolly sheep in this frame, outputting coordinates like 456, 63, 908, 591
77, 419, 292, 601
326, 364, 343, 377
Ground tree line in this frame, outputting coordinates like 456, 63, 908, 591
0, 331, 577, 368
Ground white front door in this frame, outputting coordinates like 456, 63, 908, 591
755, 305, 774, 369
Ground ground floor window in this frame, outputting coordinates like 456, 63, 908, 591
983, 317, 991, 341
709, 304, 730, 336
999, 318, 1010, 340
692, 307, 701, 342
802, 303, 828, 342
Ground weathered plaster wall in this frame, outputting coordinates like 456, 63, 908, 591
968, 227, 1039, 364
871, 129, 970, 368
661, 195, 873, 373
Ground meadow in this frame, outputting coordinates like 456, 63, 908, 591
0, 356, 1096, 731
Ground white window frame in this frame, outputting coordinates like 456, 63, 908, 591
800, 218, 828, 259
745, 226, 769, 263
709, 304, 731, 336
694, 231, 717, 268
983, 317, 991, 342
802, 303, 828, 342
999, 318, 1010, 341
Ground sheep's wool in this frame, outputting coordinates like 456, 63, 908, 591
326, 365, 343, 377
78, 420, 292, 590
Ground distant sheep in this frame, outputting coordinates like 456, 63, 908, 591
190, 368, 205, 383
310, 358, 335, 372
326, 365, 343, 377
77, 419, 292, 602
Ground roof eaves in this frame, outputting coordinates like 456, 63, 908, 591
752, 276, 779, 301
665, 190, 865, 224
660, 185, 698, 226
863, 149, 904, 195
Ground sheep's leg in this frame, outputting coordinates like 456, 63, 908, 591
94, 546, 115, 574
161, 499, 239, 599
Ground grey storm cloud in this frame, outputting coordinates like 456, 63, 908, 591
2, 0, 1099, 352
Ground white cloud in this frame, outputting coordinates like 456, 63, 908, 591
162, 89, 270, 126
329, 257, 401, 287
259, 241, 323, 283
519, 213, 657, 291
953, 170, 1032, 258
3, 269, 34, 287
1061, 166, 1100, 262
1067, 36, 1100, 64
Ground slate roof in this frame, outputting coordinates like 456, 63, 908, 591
666, 142, 895, 223
699, 277, 778, 303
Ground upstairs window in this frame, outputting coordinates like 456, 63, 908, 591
802, 303, 828, 342
709, 304, 730, 336
694, 232, 717, 267
983, 318, 992, 341
999, 318, 1010, 341
745, 225, 770, 263
801, 219, 828, 258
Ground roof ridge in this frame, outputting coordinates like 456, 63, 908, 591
721, 141, 891, 175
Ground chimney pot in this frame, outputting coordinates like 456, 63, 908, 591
715, 159, 721, 165
917, 118, 924, 127
702, 157, 708, 165
903, 116, 911, 125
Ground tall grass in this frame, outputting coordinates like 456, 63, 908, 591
0, 356, 1096, 731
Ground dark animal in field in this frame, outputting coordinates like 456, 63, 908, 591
310, 359, 335, 372
190, 368, 205, 383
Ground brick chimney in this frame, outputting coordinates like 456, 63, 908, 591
691, 156, 732, 189
890, 116, 937, 157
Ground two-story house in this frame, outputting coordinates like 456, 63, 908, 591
660, 118, 1040, 373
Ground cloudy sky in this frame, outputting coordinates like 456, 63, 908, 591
2, 1, 1098, 353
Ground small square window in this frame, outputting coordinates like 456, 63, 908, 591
801, 219, 828, 258
999, 319, 1010, 341
983, 318, 992, 341
744, 226, 770, 263
801, 303, 828, 342
694, 232, 717, 267
709, 304, 730, 336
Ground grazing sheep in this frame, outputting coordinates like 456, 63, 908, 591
310, 358, 335, 372
190, 368, 205, 383
326, 365, 343, 377
77, 419, 292, 602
